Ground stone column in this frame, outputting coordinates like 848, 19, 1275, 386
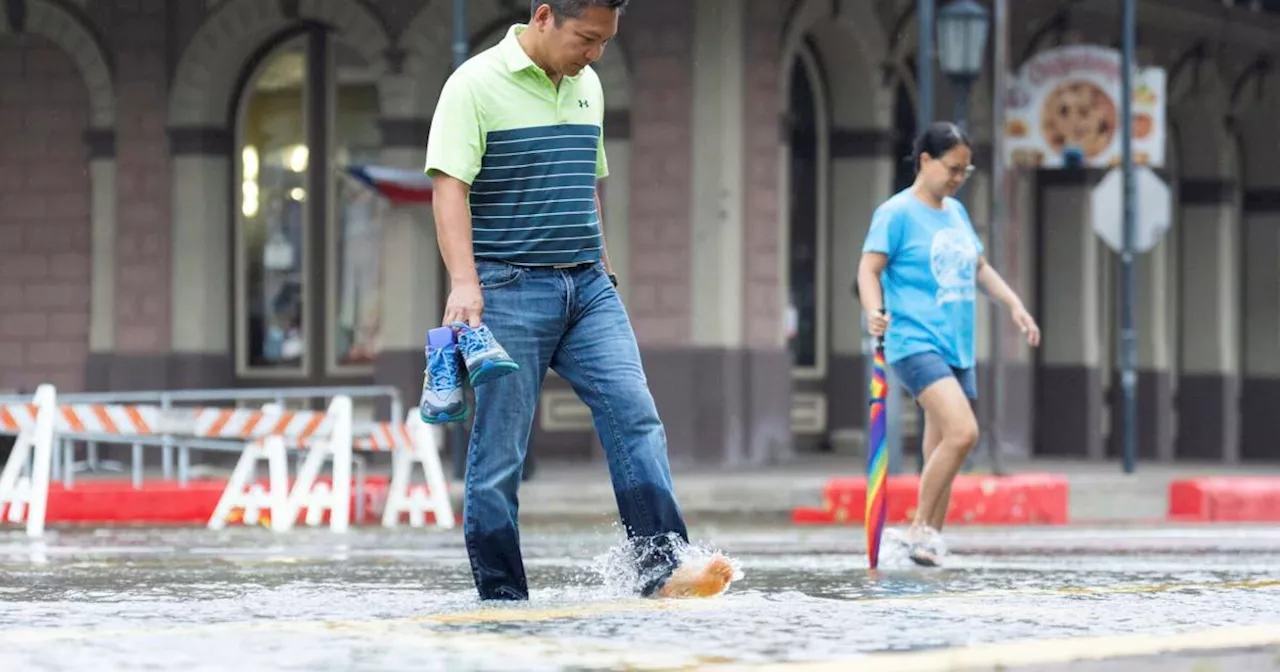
1240, 189, 1280, 461
371, 125, 441, 425
988, 167, 1038, 459
686, 0, 750, 465
1175, 180, 1241, 462
621, 0, 698, 461
166, 129, 234, 389
85, 130, 117, 390
1034, 170, 1104, 459
825, 131, 896, 439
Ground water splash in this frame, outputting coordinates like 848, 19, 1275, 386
876, 528, 950, 569
589, 530, 744, 598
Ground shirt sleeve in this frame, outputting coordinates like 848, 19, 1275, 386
862, 203, 903, 259
424, 71, 484, 184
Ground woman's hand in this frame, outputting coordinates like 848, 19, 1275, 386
867, 310, 890, 338
1012, 306, 1041, 347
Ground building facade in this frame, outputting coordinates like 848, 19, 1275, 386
1, 0, 1278, 469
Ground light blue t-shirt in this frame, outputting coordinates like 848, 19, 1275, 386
862, 189, 985, 369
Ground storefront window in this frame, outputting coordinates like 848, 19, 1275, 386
238, 41, 308, 372
235, 32, 382, 377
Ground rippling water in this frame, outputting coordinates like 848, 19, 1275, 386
0, 524, 1278, 671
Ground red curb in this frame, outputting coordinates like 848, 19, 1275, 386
1168, 477, 1280, 522
0, 477, 453, 527
792, 473, 1069, 526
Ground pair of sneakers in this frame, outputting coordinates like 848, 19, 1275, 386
419, 322, 519, 424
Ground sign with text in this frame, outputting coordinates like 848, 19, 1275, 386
1003, 45, 1166, 170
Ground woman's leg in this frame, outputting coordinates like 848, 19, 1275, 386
912, 376, 979, 538
918, 413, 951, 531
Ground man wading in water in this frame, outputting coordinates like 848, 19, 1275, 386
424, 0, 736, 601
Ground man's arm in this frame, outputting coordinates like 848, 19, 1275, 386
434, 175, 477, 287
424, 71, 486, 325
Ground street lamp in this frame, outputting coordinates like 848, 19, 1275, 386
936, 0, 990, 132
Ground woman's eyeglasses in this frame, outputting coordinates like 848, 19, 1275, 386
939, 161, 976, 180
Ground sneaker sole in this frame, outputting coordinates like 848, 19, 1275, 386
468, 360, 520, 386
420, 406, 469, 424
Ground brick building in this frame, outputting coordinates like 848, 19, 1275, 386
2, 0, 1278, 470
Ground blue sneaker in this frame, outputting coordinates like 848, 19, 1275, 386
453, 322, 519, 386
419, 326, 467, 424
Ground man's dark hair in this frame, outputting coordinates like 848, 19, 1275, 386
530, 0, 629, 24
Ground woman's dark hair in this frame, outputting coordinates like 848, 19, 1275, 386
911, 121, 971, 172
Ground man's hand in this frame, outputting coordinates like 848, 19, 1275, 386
443, 280, 484, 328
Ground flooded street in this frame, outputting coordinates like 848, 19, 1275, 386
1, 523, 1278, 671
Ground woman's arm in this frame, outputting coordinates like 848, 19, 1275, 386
857, 252, 890, 336
976, 257, 1041, 347
857, 253, 888, 313
976, 256, 1023, 312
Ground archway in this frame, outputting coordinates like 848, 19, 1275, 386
780, 0, 894, 450
166, 0, 394, 386
0, 0, 115, 392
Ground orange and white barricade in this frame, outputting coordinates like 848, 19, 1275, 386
373, 413, 453, 530
0, 387, 454, 536
281, 408, 455, 531
0, 385, 58, 537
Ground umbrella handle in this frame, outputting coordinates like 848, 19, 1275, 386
876, 308, 886, 351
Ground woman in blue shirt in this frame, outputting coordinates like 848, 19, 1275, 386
857, 122, 1041, 566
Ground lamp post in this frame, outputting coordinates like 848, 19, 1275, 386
936, 0, 998, 473
936, 0, 990, 134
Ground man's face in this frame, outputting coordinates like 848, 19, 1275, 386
533, 5, 618, 76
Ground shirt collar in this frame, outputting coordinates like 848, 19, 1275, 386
499, 23, 583, 81
500, 24, 537, 73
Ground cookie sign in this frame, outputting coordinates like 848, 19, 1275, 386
1003, 45, 1166, 170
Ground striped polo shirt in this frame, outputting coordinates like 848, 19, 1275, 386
424, 23, 608, 267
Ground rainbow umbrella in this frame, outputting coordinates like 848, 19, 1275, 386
865, 326, 888, 569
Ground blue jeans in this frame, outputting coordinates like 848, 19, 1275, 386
464, 258, 688, 601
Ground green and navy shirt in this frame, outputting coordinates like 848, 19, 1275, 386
424, 23, 609, 267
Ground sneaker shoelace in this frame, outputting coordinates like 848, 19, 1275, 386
454, 322, 497, 357
425, 347, 457, 392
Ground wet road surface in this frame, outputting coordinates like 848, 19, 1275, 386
1, 523, 1278, 671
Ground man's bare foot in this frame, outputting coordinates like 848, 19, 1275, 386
656, 553, 736, 598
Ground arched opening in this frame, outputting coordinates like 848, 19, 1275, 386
232, 27, 383, 380
893, 75, 918, 193
786, 50, 824, 373
779, 0, 894, 451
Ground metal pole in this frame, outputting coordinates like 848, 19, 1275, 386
1119, 0, 1138, 474
909, 0, 936, 474
917, 0, 936, 130
450, 0, 469, 480
987, 0, 1009, 476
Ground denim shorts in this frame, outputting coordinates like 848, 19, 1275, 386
890, 351, 978, 400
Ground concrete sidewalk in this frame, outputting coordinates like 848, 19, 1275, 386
493, 455, 1277, 525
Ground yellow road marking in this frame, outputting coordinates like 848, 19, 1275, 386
708, 623, 1280, 671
